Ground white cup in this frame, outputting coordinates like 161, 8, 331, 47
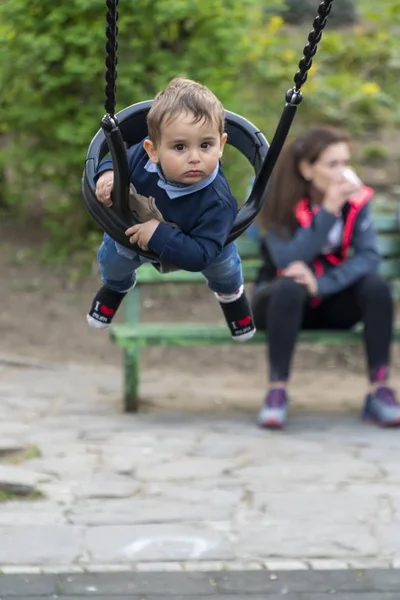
341, 167, 362, 200
341, 166, 362, 186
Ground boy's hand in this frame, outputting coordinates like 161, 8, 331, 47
125, 219, 160, 251
95, 171, 114, 207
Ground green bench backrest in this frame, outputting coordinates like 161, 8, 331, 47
135, 212, 400, 285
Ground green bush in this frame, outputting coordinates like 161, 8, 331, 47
0, 0, 399, 261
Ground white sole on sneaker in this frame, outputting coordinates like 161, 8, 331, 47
232, 328, 256, 342
86, 315, 110, 330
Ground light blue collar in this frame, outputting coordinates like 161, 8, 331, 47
145, 159, 219, 199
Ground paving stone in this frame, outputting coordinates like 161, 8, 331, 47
264, 560, 308, 570
0, 500, 66, 525
347, 558, 392, 569
0, 441, 26, 457
233, 519, 377, 559
36, 482, 75, 505
135, 458, 233, 482
367, 568, 400, 591
0, 526, 82, 565
375, 523, 400, 555
1, 570, 397, 597
250, 491, 378, 524
0, 465, 52, 496
0, 574, 58, 596
1, 570, 400, 597
59, 571, 219, 595
142, 596, 300, 600
0, 567, 42, 575
2, 593, 400, 599
213, 570, 376, 593
308, 560, 350, 570
234, 459, 382, 490
0, 597, 299, 600
26, 455, 101, 479
147, 481, 241, 500
72, 474, 140, 500
83, 524, 235, 563
69, 497, 229, 525
298, 595, 400, 600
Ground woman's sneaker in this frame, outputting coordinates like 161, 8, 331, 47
362, 386, 400, 427
258, 388, 288, 429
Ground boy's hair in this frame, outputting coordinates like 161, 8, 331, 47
147, 77, 225, 146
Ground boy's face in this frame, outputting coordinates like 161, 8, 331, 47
144, 112, 227, 184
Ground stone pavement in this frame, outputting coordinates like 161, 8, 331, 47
0, 570, 400, 598
0, 354, 400, 574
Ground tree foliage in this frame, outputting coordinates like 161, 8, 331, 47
0, 0, 399, 259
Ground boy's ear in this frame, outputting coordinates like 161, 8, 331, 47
143, 139, 159, 163
219, 133, 228, 157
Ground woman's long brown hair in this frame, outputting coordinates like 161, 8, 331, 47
259, 126, 351, 234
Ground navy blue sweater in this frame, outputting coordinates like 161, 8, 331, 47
97, 142, 238, 271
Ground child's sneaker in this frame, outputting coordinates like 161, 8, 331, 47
362, 386, 400, 426
87, 285, 129, 329
258, 388, 288, 429
217, 287, 256, 342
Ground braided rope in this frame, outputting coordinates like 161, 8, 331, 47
287, 0, 334, 104
104, 0, 119, 117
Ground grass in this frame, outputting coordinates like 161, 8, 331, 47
1, 445, 41, 464
0, 489, 44, 503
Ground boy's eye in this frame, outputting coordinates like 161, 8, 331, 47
201, 142, 212, 149
174, 144, 185, 151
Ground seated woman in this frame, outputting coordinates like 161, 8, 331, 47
251, 125, 399, 429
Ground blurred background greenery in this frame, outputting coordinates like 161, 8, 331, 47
0, 0, 399, 264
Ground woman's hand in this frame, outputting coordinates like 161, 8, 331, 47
283, 261, 318, 296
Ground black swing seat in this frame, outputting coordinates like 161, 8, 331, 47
82, 100, 269, 263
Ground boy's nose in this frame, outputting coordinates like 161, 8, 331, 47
188, 151, 200, 163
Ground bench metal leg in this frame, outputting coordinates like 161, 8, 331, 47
123, 288, 141, 412
123, 345, 140, 412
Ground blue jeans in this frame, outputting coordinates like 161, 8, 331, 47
97, 233, 244, 294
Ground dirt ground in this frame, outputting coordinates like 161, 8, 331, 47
2, 218, 400, 419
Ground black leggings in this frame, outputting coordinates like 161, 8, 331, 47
252, 273, 394, 382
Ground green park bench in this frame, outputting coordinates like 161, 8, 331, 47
111, 207, 400, 411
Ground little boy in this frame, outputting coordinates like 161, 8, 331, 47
87, 77, 256, 341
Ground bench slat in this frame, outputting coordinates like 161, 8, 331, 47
230, 225, 400, 259
237, 235, 400, 257
372, 213, 400, 232
380, 258, 400, 278
111, 322, 400, 347
135, 256, 400, 284
379, 235, 400, 256
236, 238, 258, 257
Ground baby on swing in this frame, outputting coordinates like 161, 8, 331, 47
87, 77, 256, 342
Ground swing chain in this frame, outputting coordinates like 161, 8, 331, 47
103, 0, 119, 122
286, 0, 334, 105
